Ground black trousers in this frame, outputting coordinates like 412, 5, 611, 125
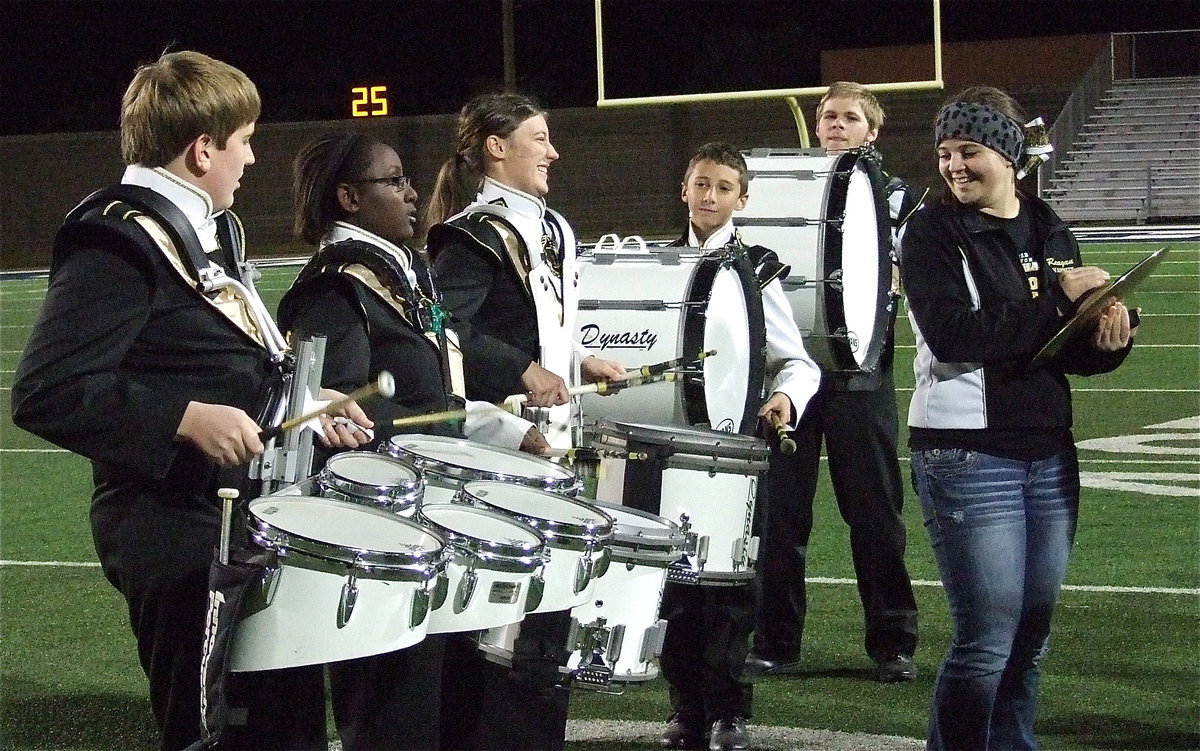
98, 498, 327, 751
752, 370, 918, 663
330, 634, 447, 751
659, 581, 755, 723
439, 612, 572, 751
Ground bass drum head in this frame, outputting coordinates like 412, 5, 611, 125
682, 254, 765, 434
738, 148, 890, 374
823, 150, 891, 372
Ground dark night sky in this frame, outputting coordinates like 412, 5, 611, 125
2, 0, 1197, 136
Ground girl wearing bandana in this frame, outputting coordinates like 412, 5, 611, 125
901, 86, 1138, 750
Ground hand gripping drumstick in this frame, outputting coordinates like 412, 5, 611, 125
501, 349, 716, 409
393, 370, 689, 429
259, 371, 395, 442
769, 413, 797, 456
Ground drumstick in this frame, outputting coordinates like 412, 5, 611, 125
394, 372, 684, 429
628, 349, 717, 377
769, 414, 797, 456
502, 365, 692, 408
217, 488, 239, 565
260, 371, 395, 441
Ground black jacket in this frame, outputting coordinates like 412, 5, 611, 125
12, 193, 275, 573
901, 195, 1131, 455
277, 239, 465, 444
427, 214, 541, 402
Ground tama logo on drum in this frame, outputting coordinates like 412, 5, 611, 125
578, 324, 658, 351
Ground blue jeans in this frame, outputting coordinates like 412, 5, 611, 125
911, 447, 1079, 751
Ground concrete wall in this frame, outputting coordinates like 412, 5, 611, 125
2, 35, 1097, 270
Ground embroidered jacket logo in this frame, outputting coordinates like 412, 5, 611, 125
579, 324, 658, 351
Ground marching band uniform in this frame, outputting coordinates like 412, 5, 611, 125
751, 165, 922, 680
651, 220, 820, 746
277, 220, 535, 751
428, 176, 588, 449
278, 221, 531, 450
427, 177, 588, 751
11, 166, 326, 751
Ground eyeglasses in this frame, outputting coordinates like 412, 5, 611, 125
351, 175, 411, 191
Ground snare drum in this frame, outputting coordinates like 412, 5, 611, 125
382, 434, 579, 505
575, 248, 766, 434
316, 451, 423, 516
459, 481, 614, 613
416, 503, 546, 634
738, 148, 892, 373
591, 419, 769, 585
568, 501, 683, 684
229, 496, 445, 671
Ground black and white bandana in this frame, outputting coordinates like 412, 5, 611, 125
935, 101, 1025, 165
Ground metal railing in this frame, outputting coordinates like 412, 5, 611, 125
1039, 38, 1113, 193
1040, 29, 1199, 195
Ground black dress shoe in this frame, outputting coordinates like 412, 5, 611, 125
708, 717, 749, 751
661, 713, 706, 750
744, 652, 802, 676
875, 654, 917, 683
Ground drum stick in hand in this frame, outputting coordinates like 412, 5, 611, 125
769, 414, 797, 456
261, 371, 395, 441
630, 349, 717, 377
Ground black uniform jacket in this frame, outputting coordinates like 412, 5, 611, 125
11, 197, 276, 574
428, 214, 539, 403
277, 239, 465, 445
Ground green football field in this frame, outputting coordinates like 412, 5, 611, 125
1, 240, 1197, 750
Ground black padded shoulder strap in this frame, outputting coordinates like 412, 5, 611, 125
427, 213, 508, 264
62, 184, 215, 289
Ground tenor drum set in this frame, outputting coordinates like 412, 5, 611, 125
227, 145, 892, 686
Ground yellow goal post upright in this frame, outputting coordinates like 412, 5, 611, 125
592, 0, 945, 146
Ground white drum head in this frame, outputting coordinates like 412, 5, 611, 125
419, 503, 544, 550
386, 435, 576, 487
703, 268, 753, 432
326, 452, 419, 486
463, 481, 613, 535
841, 164, 884, 368
248, 496, 440, 555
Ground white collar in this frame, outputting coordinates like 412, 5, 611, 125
477, 176, 546, 220
121, 165, 222, 252
688, 217, 737, 250
322, 221, 416, 285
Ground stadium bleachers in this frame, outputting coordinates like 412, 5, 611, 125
1043, 76, 1200, 224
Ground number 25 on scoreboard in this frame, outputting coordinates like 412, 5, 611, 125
351, 86, 389, 117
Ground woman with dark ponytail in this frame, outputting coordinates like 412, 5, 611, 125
425, 92, 623, 442
423, 92, 623, 751
901, 86, 1139, 750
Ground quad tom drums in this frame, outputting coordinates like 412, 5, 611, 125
738, 147, 893, 374
229, 495, 445, 671
575, 248, 765, 434
315, 451, 423, 515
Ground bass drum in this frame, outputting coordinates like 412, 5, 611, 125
575, 249, 765, 434
738, 147, 893, 373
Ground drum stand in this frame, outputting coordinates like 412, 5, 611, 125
250, 336, 325, 495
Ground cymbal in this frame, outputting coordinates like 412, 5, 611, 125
1033, 247, 1168, 364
